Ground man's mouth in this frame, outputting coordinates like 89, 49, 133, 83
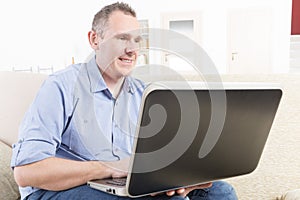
118, 57, 133, 64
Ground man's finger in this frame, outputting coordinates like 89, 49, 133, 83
176, 188, 185, 194
166, 190, 176, 196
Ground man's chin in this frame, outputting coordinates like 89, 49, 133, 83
120, 70, 133, 77
118, 67, 134, 77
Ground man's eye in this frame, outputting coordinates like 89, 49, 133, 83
118, 35, 129, 41
135, 37, 142, 43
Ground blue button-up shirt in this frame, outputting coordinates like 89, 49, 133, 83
11, 57, 145, 199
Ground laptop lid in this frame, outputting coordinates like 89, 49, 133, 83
126, 81, 282, 197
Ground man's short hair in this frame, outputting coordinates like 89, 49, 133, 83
92, 2, 136, 37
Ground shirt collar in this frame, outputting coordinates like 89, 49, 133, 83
123, 76, 135, 94
86, 56, 136, 94
86, 57, 107, 93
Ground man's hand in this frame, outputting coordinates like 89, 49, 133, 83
102, 157, 130, 178
151, 182, 212, 197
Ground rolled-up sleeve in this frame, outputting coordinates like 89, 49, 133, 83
11, 75, 67, 167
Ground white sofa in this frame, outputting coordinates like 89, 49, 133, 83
0, 71, 299, 200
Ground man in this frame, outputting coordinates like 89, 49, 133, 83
11, 2, 238, 200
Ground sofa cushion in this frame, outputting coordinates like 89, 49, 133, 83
0, 72, 47, 146
0, 140, 20, 200
278, 189, 300, 200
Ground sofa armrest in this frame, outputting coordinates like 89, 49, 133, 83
0, 140, 20, 200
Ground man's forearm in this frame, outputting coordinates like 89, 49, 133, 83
13, 157, 112, 191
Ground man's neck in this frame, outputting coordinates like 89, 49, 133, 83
102, 72, 125, 98
111, 77, 125, 99
96, 59, 125, 98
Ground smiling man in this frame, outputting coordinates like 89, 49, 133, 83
89, 8, 142, 94
11, 2, 237, 200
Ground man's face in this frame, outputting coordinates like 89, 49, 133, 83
95, 11, 141, 80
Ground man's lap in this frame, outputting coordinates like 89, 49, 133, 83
25, 181, 237, 200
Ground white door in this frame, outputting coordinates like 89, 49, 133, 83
161, 12, 202, 74
227, 8, 272, 74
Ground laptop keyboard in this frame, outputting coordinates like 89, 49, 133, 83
105, 178, 127, 186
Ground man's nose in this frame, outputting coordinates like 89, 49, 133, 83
125, 40, 138, 55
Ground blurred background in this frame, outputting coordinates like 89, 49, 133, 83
0, 0, 298, 75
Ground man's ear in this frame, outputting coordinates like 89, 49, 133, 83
88, 30, 100, 50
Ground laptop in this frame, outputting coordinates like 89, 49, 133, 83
88, 81, 282, 198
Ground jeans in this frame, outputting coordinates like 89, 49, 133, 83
26, 181, 238, 200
